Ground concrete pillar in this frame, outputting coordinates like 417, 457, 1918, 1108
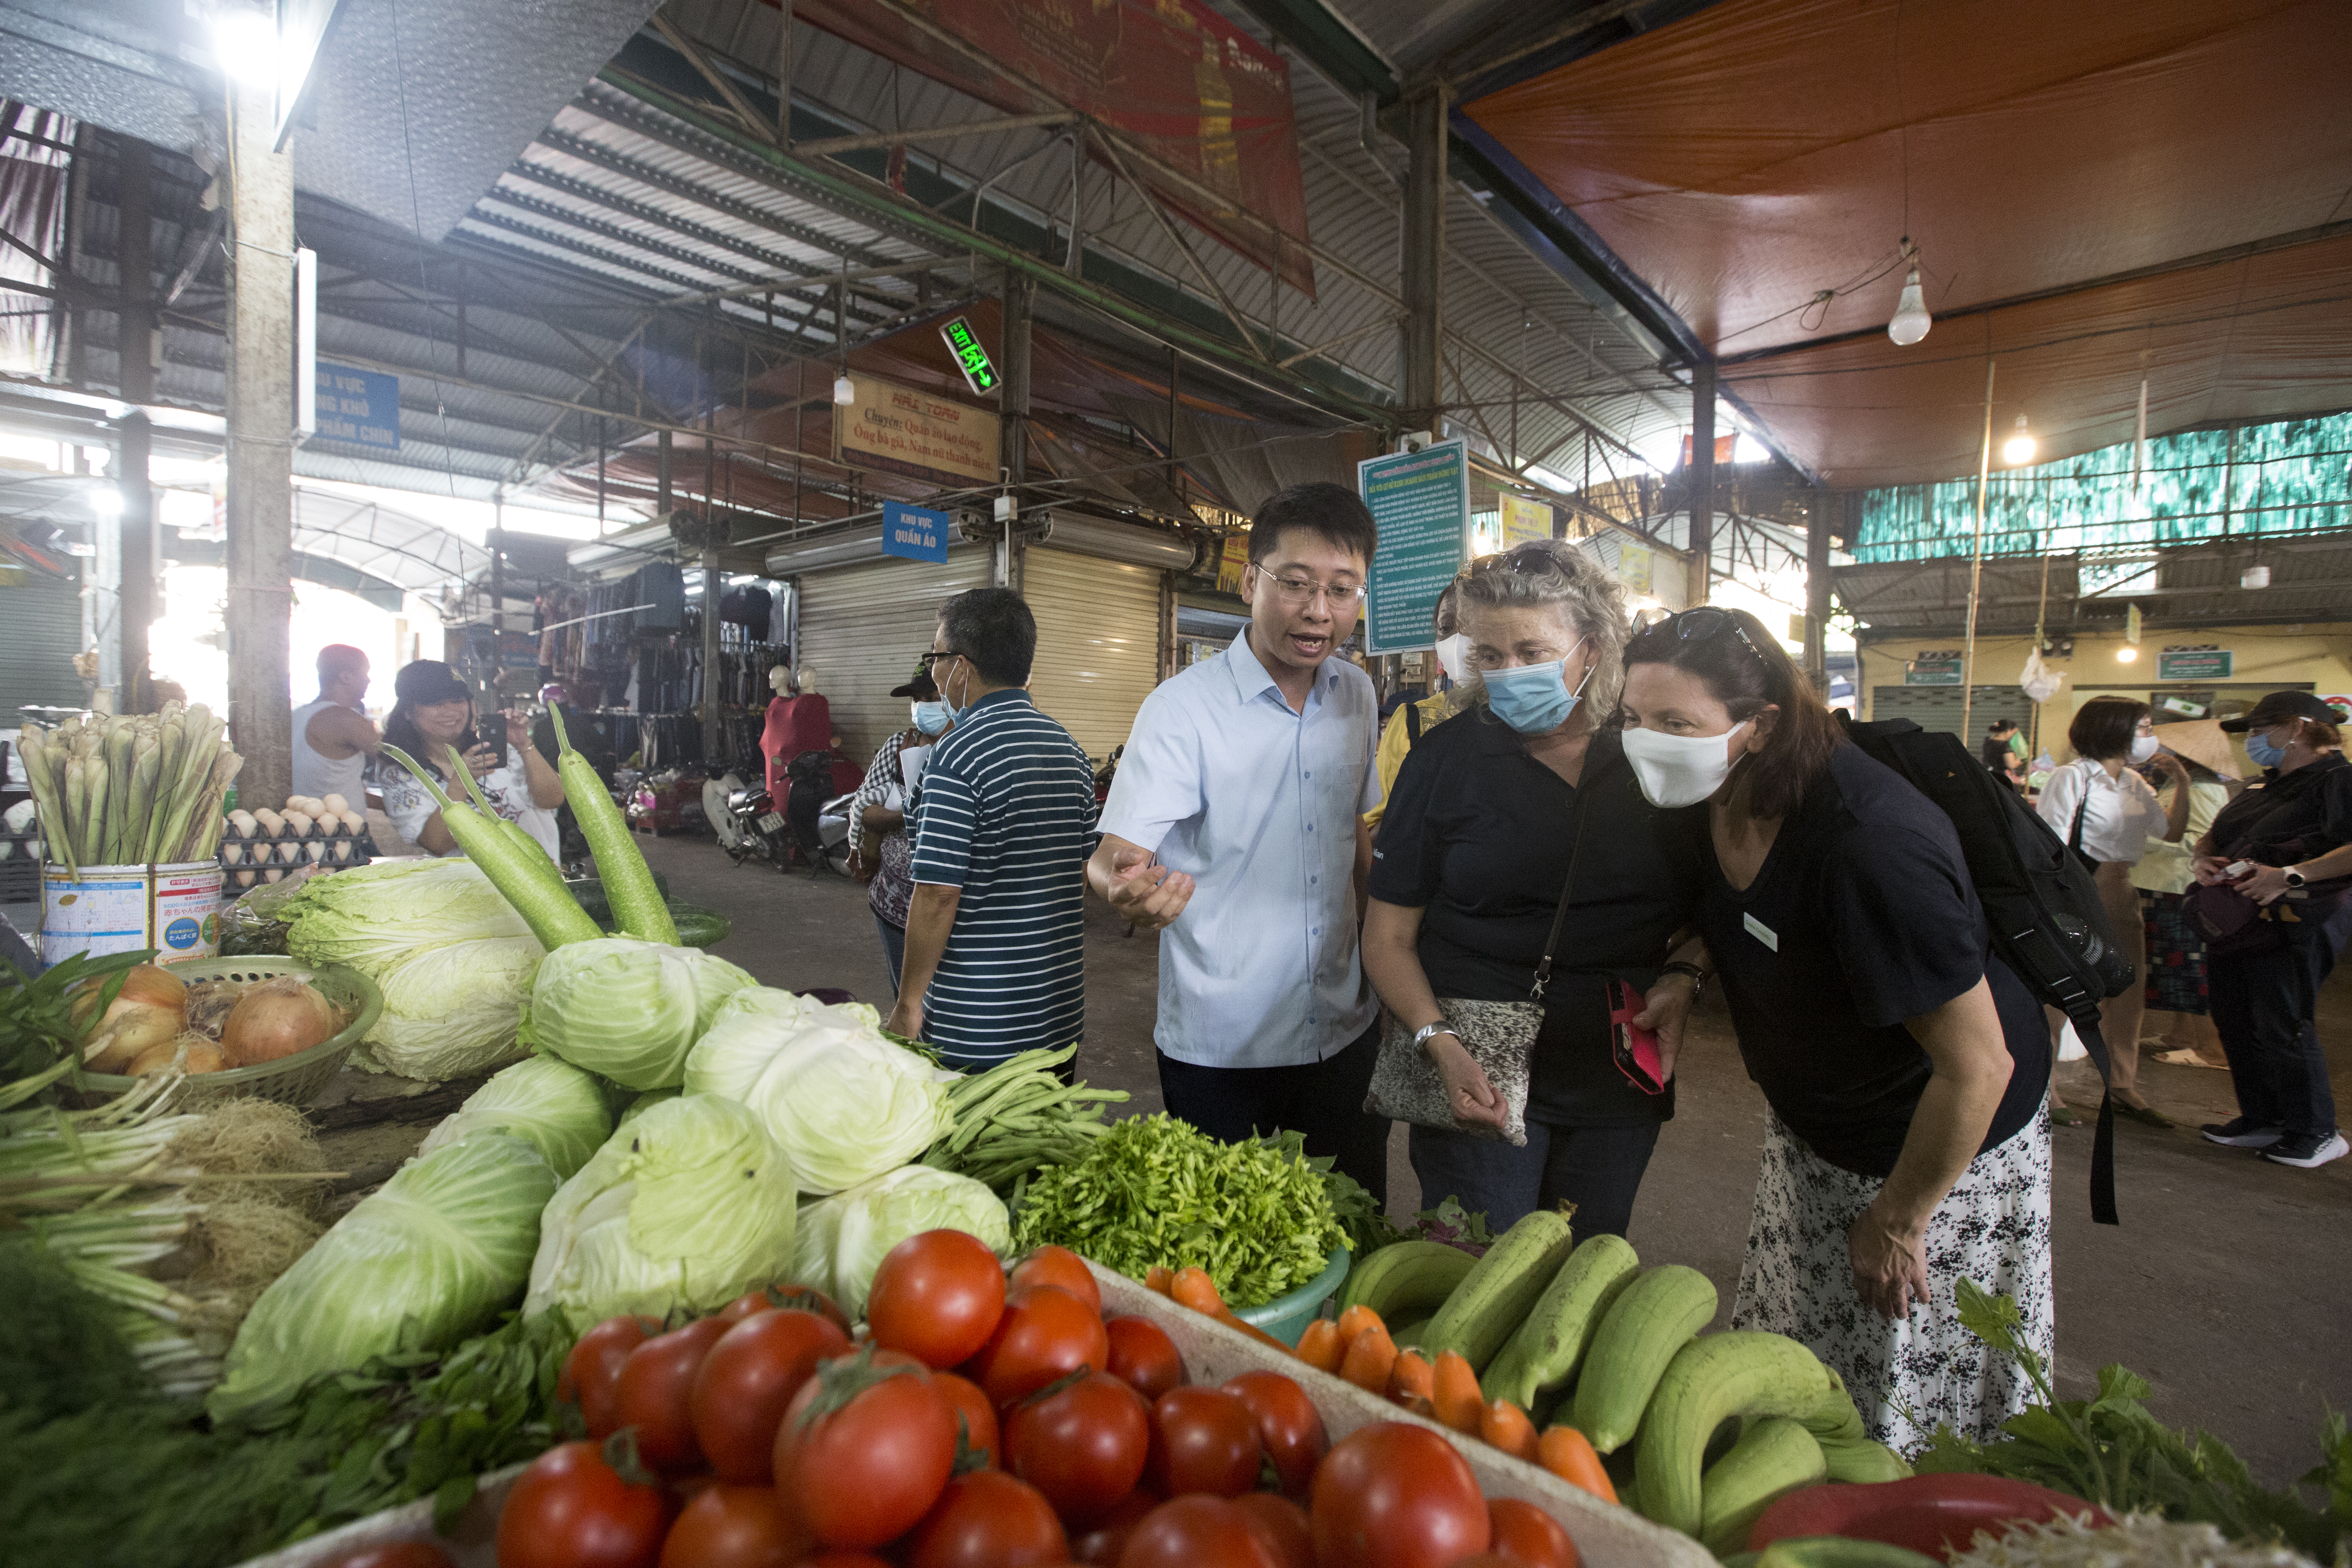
1804, 488, 1833, 689
701, 532, 723, 757
1400, 89, 1446, 429
1688, 361, 1715, 606
224, 77, 295, 808
115, 133, 156, 711
999, 271, 1032, 594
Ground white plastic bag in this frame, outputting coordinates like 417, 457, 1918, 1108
2020, 648, 2062, 705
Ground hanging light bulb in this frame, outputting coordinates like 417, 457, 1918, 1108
833, 373, 856, 405
2002, 414, 2036, 466
2115, 646, 2138, 663
2242, 564, 2271, 590
1886, 262, 1931, 346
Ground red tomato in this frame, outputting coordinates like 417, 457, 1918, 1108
1004, 1370, 1150, 1523
615, 1318, 729, 1472
656, 1484, 809, 1568
317, 1546, 456, 1568
718, 1283, 851, 1337
560, 1316, 663, 1440
496, 1439, 673, 1568
867, 1230, 1009, 1370
690, 1308, 851, 1483
1486, 1499, 1576, 1568
773, 1348, 961, 1548
963, 1284, 1109, 1406
1115, 1497, 1278, 1568
1310, 1422, 1490, 1568
1070, 1489, 1159, 1566
802, 1556, 896, 1568
1232, 1492, 1314, 1568
1220, 1370, 1327, 1498
1103, 1316, 1185, 1403
1143, 1386, 1263, 1499
934, 1371, 1002, 1468
1008, 1244, 1102, 1314
902, 1470, 1069, 1568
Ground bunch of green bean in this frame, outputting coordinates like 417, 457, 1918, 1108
921, 1045, 1130, 1194
18, 704, 243, 876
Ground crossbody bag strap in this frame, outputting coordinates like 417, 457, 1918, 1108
1530, 754, 1603, 1005
2069, 760, 2093, 855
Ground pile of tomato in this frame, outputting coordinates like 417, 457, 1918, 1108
492, 1231, 1586, 1568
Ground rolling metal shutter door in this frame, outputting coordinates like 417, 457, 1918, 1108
1023, 547, 1162, 760
1868, 685, 2033, 739
1, 575, 89, 717
795, 553, 991, 766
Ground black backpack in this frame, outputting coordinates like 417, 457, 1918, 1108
1835, 714, 2132, 1225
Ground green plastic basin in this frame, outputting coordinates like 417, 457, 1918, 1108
1233, 1245, 1353, 1347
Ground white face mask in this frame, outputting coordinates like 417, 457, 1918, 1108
1433, 633, 1470, 686
2128, 734, 2161, 764
1621, 721, 1752, 808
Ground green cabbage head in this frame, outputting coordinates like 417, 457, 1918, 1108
524, 1094, 798, 1329
684, 987, 954, 1194
418, 1056, 612, 1180
208, 1133, 556, 1421
521, 937, 756, 1089
796, 1165, 1010, 1321
284, 858, 535, 976
356, 933, 545, 1081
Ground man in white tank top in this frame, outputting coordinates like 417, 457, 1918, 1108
292, 645, 381, 804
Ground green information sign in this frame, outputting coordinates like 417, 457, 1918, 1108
2157, 649, 2232, 681
1905, 659, 1963, 686
1360, 440, 1470, 655
938, 316, 1000, 395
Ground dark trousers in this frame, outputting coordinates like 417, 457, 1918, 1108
1408, 1118, 1662, 1241
1155, 1020, 1390, 1206
875, 913, 906, 993
2209, 920, 2339, 1139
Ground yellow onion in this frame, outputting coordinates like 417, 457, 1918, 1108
220, 977, 338, 1066
79, 964, 189, 1074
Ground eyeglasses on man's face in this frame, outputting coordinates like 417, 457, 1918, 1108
1251, 566, 1366, 610
915, 649, 962, 670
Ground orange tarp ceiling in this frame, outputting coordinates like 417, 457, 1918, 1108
1459, 0, 2352, 484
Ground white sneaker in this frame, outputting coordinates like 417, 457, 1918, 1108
2261, 1131, 2349, 1169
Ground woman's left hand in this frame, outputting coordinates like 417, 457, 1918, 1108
2236, 863, 2292, 905
1847, 1201, 1930, 1320
1631, 974, 1697, 1082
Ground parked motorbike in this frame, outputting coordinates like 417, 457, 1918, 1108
705, 750, 855, 875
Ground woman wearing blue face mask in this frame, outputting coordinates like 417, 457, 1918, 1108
1361, 540, 1709, 1239
849, 659, 956, 990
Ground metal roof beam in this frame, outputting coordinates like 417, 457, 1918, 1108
503, 161, 836, 280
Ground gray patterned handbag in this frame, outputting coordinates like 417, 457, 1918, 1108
1363, 784, 1594, 1147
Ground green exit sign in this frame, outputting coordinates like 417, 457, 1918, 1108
939, 316, 1000, 396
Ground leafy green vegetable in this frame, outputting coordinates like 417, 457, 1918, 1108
522, 937, 755, 1089
0, 1238, 154, 1423
524, 1094, 798, 1329
1011, 1114, 1347, 1308
0, 947, 149, 1083
357, 933, 545, 1080
417, 1055, 613, 1180
800, 1165, 1011, 1319
283, 858, 536, 975
683, 986, 955, 1193
1916, 1279, 2349, 1561
209, 1133, 557, 1421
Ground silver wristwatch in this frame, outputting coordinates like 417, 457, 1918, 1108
1412, 1020, 1461, 1053
2285, 865, 2309, 890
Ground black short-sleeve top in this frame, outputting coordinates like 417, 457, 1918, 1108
1367, 709, 1708, 1126
1698, 743, 2050, 1177
2204, 751, 2352, 918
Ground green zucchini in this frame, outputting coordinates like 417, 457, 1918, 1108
1420, 1209, 1577, 1374
1571, 1263, 1718, 1452
550, 706, 676, 944
1633, 1331, 1837, 1537
1699, 1417, 1827, 1555
1483, 1232, 1639, 1409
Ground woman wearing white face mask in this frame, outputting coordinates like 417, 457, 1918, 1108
2034, 697, 2187, 1126
849, 658, 956, 990
1362, 542, 1708, 1238
1365, 581, 1467, 836
1618, 606, 2054, 1449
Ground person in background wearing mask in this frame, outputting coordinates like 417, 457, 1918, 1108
1365, 580, 1466, 836
891, 590, 1097, 1071
2194, 692, 2352, 1169
2035, 697, 2189, 1127
292, 645, 381, 804
1088, 482, 1390, 1201
1361, 542, 1706, 1237
850, 659, 955, 991
1618, 606, 2053, 1449
2130, 721, 2242, 1071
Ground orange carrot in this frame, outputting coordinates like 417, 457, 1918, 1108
1337, 1323, 1398, 1394
1430, 1350, 1484, 1434
1481, 1399, 1540, 1461
1144, 1266, 1175, 1296
1537, 1425, 1619, 1504
1296, 1319, 1346, 1374
1172, 1265, 1294, 1354
1387, 1349, 1434, 1405
1334, 1303, 1385, 1347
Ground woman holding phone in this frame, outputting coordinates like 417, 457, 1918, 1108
374, 659, 566, 859
1361, 541, 1708, 1239
1616, 606, 2051, 1448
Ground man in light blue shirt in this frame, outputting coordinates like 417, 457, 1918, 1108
1087, 482, 1391, 1200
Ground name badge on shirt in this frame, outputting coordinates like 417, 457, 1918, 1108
1743, 911, 1779, 952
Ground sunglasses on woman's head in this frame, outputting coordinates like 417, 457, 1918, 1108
1465, 541, 1568, 579
1628, 605, 1769, 667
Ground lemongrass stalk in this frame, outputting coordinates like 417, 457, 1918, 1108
147, 722, 183, 859
18, 726, 73, 875
102, 721, 136, 862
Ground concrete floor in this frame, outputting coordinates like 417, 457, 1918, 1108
647, 830, 2352, 1490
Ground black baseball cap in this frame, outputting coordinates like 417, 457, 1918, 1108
2219, 691, 2338, 732
888, 659, 939, 700
392, 659, 470, 706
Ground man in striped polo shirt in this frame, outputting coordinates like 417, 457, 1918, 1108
886, 588, 1098, 1070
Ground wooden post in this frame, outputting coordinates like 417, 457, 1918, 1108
1400, 89, 1445, 430
1688, 361, 1715, 607
1960, 359, 1996, 743
1804, 487, 1832, 689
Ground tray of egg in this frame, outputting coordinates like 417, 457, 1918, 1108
219, 793, 374, 886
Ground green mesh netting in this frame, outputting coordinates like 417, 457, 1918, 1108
1853, 412, 2352, 563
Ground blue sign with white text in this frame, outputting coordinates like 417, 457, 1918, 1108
882, 501, 950, 564
314, 362, 401, 450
